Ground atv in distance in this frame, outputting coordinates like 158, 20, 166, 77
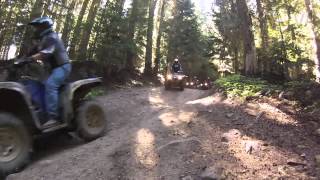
164, 71, 186, 91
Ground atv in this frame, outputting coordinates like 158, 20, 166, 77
164, 71, 185, 91
0, 59, 107, 175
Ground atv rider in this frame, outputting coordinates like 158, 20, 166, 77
172, 58, 182, 73
24, 17, 71, 126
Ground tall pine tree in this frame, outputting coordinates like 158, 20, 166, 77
167, 0, 208, 76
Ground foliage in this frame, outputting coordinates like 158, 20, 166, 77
95, 0, 129, 68
284, 80, 317, 90
1, 0, 320, 83
85, 87, 106, 99
167, 0, 211, 77
211, 0, 318, 80
215, 75, 281, 98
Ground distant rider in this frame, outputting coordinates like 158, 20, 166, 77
172, 58, 182, 73
24, 17, 71, 127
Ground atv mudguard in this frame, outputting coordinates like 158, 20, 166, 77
0, 82, 40, 132
59, 77, 102, 124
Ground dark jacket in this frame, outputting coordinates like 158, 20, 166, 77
38, 29, 69, 69
172, 62, 182, 73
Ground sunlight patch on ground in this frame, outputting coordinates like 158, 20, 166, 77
148, 93, 165, 106
159, 112, 178, 127
135, 128, 158, 169
149, 95, 164, 104
245, 102, 299, 125
186, 96, 215, 106
159, 111, 195, 127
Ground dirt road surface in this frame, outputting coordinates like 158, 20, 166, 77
7, 87, 320, 180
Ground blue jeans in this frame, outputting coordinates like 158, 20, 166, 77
45, 64, 71, 119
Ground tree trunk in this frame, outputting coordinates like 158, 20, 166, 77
0, 2, 13, 52
77, 0, 102, 60
233, 47, 239, 73
118, 0, 126, 14
55, 0, 68, 33
144, 0, 157, 75
43, 0, 53, 16
286, 5, 296, 41
166, 0, 178, 63
304, 0, 320, 82
61, 0, 78, 47
69, 0, 90, 60
236, 0, 258, 76
90, 1, 110, 60
19, 0, 44, 56
126, 0, 139, 71
256, 0, 270, 76
154, 0, 165, 75
256, 0, 268, 49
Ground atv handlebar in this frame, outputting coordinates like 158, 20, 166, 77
14, 57, 33, 66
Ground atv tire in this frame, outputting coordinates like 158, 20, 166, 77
76, 101, 106, 141
0, 113, 32, 175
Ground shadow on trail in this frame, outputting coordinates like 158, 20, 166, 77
188, 93, 320, 178
32, 132, 84, 163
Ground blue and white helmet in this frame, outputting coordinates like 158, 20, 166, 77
29, 16, 54, 27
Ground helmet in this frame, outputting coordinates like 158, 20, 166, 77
174, 58, 179, 62
29, 17, 54, 27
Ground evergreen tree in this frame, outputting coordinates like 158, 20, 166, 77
167, 0, 209, 76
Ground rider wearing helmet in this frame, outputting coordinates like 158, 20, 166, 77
172, 58, 182, 73
27, 16, 71, 126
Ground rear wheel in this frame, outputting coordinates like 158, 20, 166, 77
0, 113, 32, 175
76, 101, 107, 141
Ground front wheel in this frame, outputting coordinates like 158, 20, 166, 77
0, 113, 32, 175
76, 101, 107, 141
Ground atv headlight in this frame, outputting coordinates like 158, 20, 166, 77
186, 82, 189, 85
205, 83, 208, 86
167, 74, 172, 80
178, 76, 183, 80
191, 82, 194, 85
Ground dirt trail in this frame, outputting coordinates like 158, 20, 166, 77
7, 87, 320, 180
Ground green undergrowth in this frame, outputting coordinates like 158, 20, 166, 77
284, 80, 317, 90
86, 87, 106, 99
215, 75, 281, 98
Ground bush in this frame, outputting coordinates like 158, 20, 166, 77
284, 80, 316, 90
85, 87, 106, 99
215, 75, 281, 98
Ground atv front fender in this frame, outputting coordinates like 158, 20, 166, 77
59, 78, 102, 122
0, 82, 41, 132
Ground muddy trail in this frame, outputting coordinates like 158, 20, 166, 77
7, 87, 320, 180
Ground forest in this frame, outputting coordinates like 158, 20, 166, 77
2, 1, 320, 179
0, 0, 319, 82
